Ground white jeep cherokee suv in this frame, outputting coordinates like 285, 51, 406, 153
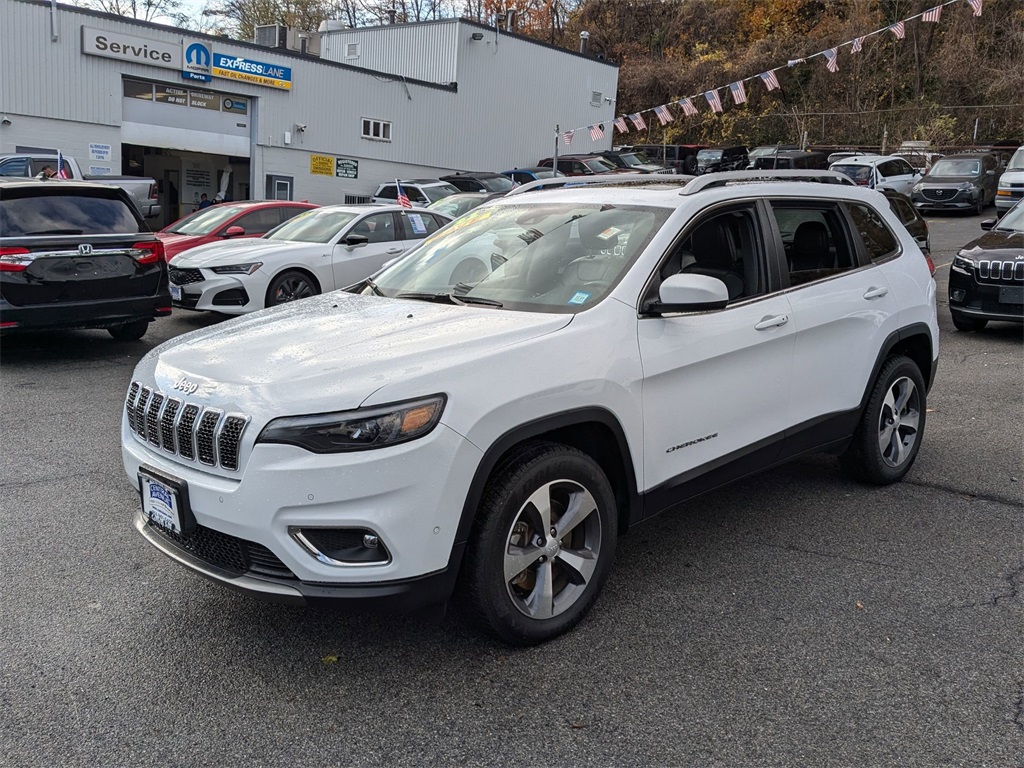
122, 173, 939, 645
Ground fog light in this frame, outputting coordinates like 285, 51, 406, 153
951, 289, 966, 302
362, 534, 379, 549
289, 526, 390, 566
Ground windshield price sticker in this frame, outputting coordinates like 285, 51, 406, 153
408, 214, 428, 235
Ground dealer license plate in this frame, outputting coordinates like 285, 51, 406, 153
140, 471, 183, 534
999, 286, 1024, 305
169, 285, 182, 301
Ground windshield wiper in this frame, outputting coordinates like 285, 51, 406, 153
364, 277, 386, 296
396, 292, 502, 308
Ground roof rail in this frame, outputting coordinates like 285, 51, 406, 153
507, 173, 693, 196
679, 169, 856, 195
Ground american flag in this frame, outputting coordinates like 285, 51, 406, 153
653, 104, 674, 126
851, 36, 865, 53
589, 123, 605, 141
787, 58, 805, 67
967, 0, 982, 17
704, 89, 723, 113
824, 48, 840, 73
395, 179, 411, 208
890, 20, 905, 39
922, 5, 942, 22
628, 113, 647, 131
56, 150, 72, 179
562, 129, 574, 146
729, 81, 747, 105
759, 70, 781, 92
678, 97, 698, 116
613, 116, 629, 133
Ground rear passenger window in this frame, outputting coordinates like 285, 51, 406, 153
233, 208, 283, 235
847, 203, 900, 262
401, 211, 441, 240
769, 203, 856, 286
0, 192, 140, 236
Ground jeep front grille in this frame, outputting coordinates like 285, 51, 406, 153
125, 381, 249, 471
977, 260, 1024, 284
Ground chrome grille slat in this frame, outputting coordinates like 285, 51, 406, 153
977, 260, 1024, 284
126, 381, 250, 471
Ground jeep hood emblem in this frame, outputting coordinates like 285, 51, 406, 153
173, 376, 199, 395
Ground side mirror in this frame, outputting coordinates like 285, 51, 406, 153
986, 169, 996, 176
980, 218, 996, 231
342, 233, 368, 247
644, 273, 729, 315
223, 225, 245, 237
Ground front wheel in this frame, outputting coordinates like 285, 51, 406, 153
108, 319, 148, 341
841, 355, 926, 485
458, 442, 618, 645
951, 312, 987, 332
266, 270, 319, 307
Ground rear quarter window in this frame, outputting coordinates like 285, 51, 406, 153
0, 191, 141, 237
847, 202, 900, 262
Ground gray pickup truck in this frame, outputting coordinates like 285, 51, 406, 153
0, 153, 161, 220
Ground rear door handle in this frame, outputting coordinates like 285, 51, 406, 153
385, 247, 404, 255
754, 314, 789, 331
863, 286, 889, 300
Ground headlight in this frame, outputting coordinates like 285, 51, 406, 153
912, 183, 923, 193
210, 262, 263, 275
256, 395, 446, 453
952, 252, 975, 272
957, 182, 976, 191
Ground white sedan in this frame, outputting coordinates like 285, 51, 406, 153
167, 205, 453, 314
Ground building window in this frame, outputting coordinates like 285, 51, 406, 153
591, 91, 602, 106
361, 118, 392, 142
346, 42, 359, 58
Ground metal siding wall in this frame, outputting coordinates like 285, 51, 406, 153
321, 22, 458, 85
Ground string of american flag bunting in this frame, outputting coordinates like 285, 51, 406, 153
557, 0, 987, 147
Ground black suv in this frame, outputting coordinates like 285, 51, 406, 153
696, 146, 750, 174
439, 172, 516, 195
0, 179, 170, 340
596, 150, 672, 174
948, 199, 1024, 331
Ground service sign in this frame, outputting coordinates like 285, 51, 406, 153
182, 41, 213, 82
212, 53, 292, 90
310, 154, 334, 176
82, 26, 179, 70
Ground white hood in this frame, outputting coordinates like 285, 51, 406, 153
138, 292, 572, 419
170, 239, 324, 268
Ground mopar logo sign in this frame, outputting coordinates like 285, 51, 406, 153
212, 52, 292, 90
182, 41, 212, 82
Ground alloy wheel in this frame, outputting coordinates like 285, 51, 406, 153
877, 376, 921, 468
274, 276, 315, 303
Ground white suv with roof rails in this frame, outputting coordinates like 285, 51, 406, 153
829, 155, 922, 195
371, 179, 460, 208
122, 171, 939, 645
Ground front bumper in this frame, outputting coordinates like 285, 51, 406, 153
912, 188, 980, 210
122, 416, 483, 609
170, 270, 265, 314
948, 266, 1024, 323
995, 190, 1023, 212
0, 294, 171, 332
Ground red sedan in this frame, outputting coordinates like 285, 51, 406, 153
157, 201, 317, 260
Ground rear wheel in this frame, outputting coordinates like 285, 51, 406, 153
107, 320, 148, 341
266, 270, 319, 307
459, 442, 618, 645
683, 155, 698, 175
951, 312, 987, 332
841, 355, 926, 485
975, 196, 985, 215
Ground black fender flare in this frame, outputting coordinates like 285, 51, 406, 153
859, 322, 937, 413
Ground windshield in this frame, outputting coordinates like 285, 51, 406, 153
929, 158, 981, 177
697, 150, 722, 163
996, 201, 1024, 231
265, 208, 357, 243
619, 153, 651, 167
584, 157, 618, 173
1005, 147, 1024, 171
428, 196, 486, 217
423, 183, 460, 203
164, 205, 248, 235
367, 202, 669, 313
479, 176, 516, 193
831, 164, 873, 184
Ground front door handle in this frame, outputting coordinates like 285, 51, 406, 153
385, 247, 404, 255
863, 286, 889, 300
754, 314, 789, 331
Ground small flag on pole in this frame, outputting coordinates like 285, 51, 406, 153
678, 97, 698, 116
922, 5, 942, 22
395, 179, 411, 208
628, 113, 647, 131
851, 36, 865, 53
890, 20, 906, 39
729, 81, 747, 105
562, 129, 574, 146
966, 0, 982, 17
56, 151, 72, 179
653, 105, 674, 126
704, 89, 723, 113
787, 58, 805, 67
824, 48, 840, 73
589, 123, 605, 141
613, 116, 629, 133
759, 70, 781, 92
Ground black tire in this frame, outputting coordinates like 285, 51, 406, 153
458, 441, 618, 645
841, 355, 926, 485
266, 270, 319, 307
107, 320, 148, 341
951, 311, 987, 332
975, 196, 985, 216
683, 155, 699, 175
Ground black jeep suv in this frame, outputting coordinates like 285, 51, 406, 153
0, 179, 170, 340
948, 199, 1024, 331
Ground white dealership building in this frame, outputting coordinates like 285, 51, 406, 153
0, 0, 617, 225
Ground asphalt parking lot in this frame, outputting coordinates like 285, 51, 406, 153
2, 211, 1022, 767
